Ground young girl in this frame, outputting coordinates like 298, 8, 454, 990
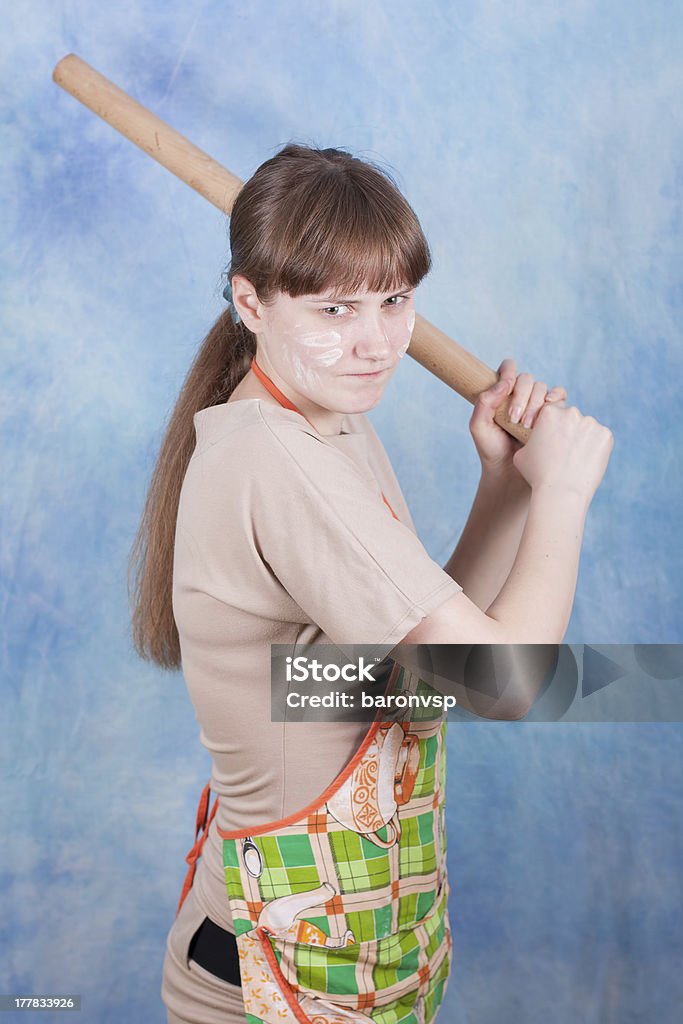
129, 143, 612, 1024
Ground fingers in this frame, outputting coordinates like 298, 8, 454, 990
477, 375, 512, 411
471, 375, 513, 439
521, 381, 548, 428
545, 386, 567, 404
507, 373, 535, 425
484, 361, 569, 429
496, 357, 517, 394
510, 379, 568, 428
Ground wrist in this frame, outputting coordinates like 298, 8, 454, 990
529, 482, 591, 515
480, 463, 530, 496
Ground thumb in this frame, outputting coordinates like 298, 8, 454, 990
476, 378, 511, 413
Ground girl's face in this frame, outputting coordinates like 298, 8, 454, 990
247, 281, 417, 426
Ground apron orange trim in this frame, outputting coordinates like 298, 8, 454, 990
178, 659, 401, 903
255, 926, 313, 1024
217, 726, 378, 841
381, 493, 398, 519
215, 718, 382, 840
217, 659, 402, 839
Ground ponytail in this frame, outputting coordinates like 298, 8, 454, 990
127, 311, 255, 669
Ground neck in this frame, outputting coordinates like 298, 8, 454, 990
251, 353, 346, 436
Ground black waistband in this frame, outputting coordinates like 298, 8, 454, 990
188, 916, 242, 987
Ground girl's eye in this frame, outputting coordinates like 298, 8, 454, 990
320, 294, 411, 316
321, 304, 351, 317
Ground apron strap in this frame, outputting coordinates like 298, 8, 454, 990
176, 781, 218, 917
382, 493, 399, 520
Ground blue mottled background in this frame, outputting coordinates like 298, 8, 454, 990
2, 1, 682, 1021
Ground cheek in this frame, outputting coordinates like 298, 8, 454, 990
282, 325, 345, 368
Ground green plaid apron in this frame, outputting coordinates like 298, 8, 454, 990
212, 661, 452, 1024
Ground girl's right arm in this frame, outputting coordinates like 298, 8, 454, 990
407, 483, 590, 646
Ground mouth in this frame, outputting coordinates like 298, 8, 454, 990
345, 367, 391, 379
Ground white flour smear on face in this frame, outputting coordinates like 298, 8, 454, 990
397, 311, 416, 358
280, 325, 344, 385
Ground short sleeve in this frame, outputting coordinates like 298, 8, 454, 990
249, 414, 463, 652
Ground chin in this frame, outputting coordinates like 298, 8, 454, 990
324, 372, 392, 413
342, 390, 386, 414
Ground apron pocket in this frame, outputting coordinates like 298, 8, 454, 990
257, 878, 451, 1017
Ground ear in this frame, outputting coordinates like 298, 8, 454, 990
231, 274, 265, 332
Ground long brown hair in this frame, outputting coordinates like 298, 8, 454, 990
128, 142, 432, 669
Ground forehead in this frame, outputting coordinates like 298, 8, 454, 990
301, 281, 412, 301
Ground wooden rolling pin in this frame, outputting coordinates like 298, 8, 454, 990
52, 53, 530, 443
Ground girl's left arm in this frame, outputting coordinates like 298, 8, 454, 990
443, 468, 531, 611
443, 358, 567, 611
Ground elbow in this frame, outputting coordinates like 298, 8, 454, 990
473, 696, 532, 721
463, 643, 559, 720
486, 611, 567, 648
501, 701, 532, 721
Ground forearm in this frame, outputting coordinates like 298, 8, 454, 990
444, 470, 531, 611
485, 485, 589, 643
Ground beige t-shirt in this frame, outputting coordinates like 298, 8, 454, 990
173, 397, 462, 931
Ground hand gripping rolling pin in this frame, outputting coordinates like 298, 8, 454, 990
52, 53, 530, 444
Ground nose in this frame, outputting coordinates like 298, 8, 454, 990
353, 311, 393, 361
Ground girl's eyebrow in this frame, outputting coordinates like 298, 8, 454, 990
306, 286, 414, 304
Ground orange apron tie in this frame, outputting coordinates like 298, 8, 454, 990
176, 781, 218, 917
